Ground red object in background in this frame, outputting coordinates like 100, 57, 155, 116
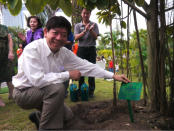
16, 48, 23, 58
109, 60, 113, 68
72, 43, 78, 55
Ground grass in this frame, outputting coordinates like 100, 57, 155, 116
0, 78, 123, 130
0, 87, 8, 94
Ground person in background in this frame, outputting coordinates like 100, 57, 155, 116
18, 16, 43, 48
72, 42, 78, 55
74, 8, 99, 98
101, 56, 106, 70
109, 59, 114, 72
12, 16, 130, 130
64, 31, 74, 97
0, 24, 14, 107
115, 62, 119, 73
64, 31, 74, 50
16, 43, 23, 58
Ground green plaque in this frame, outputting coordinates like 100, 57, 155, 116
118, 82, 142, 101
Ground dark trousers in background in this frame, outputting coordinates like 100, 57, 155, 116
77, 46, 96, 95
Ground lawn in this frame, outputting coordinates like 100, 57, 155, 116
0, 78, 122, 130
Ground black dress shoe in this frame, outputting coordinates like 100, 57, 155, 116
29, 112, 40, 129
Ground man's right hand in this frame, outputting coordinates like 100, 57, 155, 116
69, 70, 81, 80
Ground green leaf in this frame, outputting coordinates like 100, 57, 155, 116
76, 0, 85, 7
0, 0, 7, 4
7, 0, 22, 16
120, 21, 126, 29
89, 0, 97, 3
48, 0, 60, 10
96, 0, 109, 9
25, 0, 46, 15
7, 0, 18, 9
58, 0, 72, 16
166, 26, 174, 36
111, 5, 121, 16
134, 0, 144, 7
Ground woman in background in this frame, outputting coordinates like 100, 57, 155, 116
18, 16, 43, 47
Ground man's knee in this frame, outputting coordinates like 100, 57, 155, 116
44, 84, 65, 98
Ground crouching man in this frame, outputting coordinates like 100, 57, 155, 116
12, 16, 130, 130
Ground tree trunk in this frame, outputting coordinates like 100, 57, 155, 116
120, 1, 124, 74
146, 0, 161, 112
145, 0, 167, 114
159, 0, 167, 114
168, 3, 174, 115
108, 0, 117, 107
133, 10, 148, 106
126, 6, 130, 78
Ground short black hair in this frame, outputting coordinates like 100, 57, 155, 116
27, 16, 42, 29
82, 7, 92, 13
46, 16, 71, 36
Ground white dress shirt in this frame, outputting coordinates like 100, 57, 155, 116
12, 38, 114, 89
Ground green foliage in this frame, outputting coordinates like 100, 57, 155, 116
129, 29, 148, 78
25, 0, 47, 15
8, 26, 25, 45
96, 1, 121, 26
97, 11, 110, 25
58, 0, 72, 17
111, 3, 121, 16
166, 25, 174, 38
97, 33, 111, 49
0, 0, 6, 4
0, 0, 72, 16
77, 0, 95, 10
95, 0, 109, 10
7, 0, 18, 9
89, 0, 97, 3
47, 0, 72, 16
47, 0, 60, 10
97, 29, 148, 80
134, 0, 144, 7
7, 0, 22, 16
120, 21, 126, 29
97, 49, 112, 60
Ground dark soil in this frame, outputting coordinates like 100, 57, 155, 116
64, 100, 174, 130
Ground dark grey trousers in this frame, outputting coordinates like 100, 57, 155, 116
13, 83, 73, 129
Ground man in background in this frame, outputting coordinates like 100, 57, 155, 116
74, 8, 99, 98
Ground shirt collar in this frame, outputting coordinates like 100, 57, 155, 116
43, 38, 60, 57
44, 38, 52, 57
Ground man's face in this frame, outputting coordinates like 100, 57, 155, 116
44, 28, 68, 53
81, 8, 91, 22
